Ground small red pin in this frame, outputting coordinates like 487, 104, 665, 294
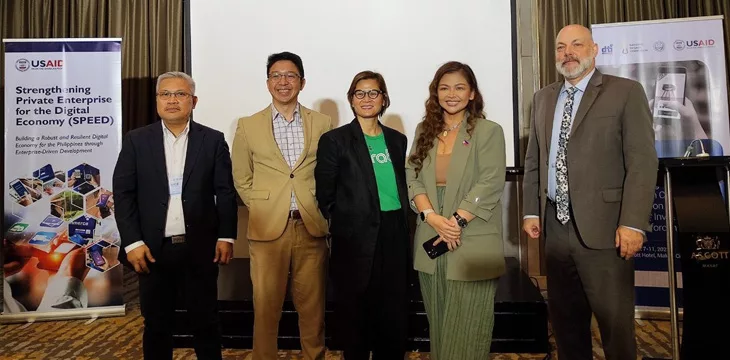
463, 140, 470, 145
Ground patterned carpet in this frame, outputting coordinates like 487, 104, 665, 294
0, 269, 674, 359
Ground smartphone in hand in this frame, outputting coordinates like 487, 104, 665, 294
423, 235, 450, 259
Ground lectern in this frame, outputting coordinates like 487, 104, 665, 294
651, 156, 730, 359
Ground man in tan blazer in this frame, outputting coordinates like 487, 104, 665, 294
523, 25, 658, 360
231, 52, 331, 360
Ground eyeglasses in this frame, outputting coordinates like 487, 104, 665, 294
268, 72, 301, 82
157, 91, 192, 100
353, 89, 383, 99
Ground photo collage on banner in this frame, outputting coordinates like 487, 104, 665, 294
2, 39, 124, 319
592, 16, 729, 311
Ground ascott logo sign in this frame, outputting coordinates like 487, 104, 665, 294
15, 58, 64, 71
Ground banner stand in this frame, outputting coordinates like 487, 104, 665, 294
0, 305, 125, 324
592, 15, 730, 316
2, 38, 125, 323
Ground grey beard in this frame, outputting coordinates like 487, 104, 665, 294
556, 58, 592, 79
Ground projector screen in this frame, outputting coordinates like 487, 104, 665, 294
188, 0, 519, 168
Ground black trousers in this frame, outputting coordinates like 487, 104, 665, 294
544, 201, 636, 360
138, 237, 221, 360
335, 210, 409, 360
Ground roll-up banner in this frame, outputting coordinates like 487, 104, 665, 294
592, 16, 729, 314
2, 38, 125, 323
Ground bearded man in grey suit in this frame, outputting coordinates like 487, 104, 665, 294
522, 24, 658, 360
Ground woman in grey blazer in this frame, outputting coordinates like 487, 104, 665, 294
406, 61, 506, 360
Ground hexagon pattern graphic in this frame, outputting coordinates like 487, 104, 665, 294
85, 188, 114, 220
50, 190, 84, 222
67, 163, 100, 195
86, 240, 120, 273
8, 177, 43, 207
4, 162, 119, 275
69, 215, 100, 243
32, 163, 66, 197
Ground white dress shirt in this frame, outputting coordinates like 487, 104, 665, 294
124, 121, 233, 254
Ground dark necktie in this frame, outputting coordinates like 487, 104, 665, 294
556, 86, 577, 224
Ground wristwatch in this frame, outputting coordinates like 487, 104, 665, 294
420, 209, 435, 222
453, 212, 468, 228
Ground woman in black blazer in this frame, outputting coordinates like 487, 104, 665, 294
315, 71, 410, 360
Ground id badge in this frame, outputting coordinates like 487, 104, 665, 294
169, 176, 183, 196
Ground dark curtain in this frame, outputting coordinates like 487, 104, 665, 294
537, 0, 730, 88
0, 0, 186, 134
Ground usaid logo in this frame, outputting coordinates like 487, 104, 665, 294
685, 39, 715, 48
16, 59, 64, 71
15, 59, 30, 72
30, 59, 64, 69
601, 44, 613, 54
654, 41, 665, 52
675, 39, 715, 50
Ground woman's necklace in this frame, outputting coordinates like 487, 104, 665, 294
441, 120, 462, 137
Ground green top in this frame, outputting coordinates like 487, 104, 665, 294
364, 132, 401, 211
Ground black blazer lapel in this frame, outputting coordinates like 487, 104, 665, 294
382, 126, 409, 212
349, 119, 379, 207
183, 121, 205, 190
148, 122, 169, 189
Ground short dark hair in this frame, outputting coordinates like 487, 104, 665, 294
346, 70, 390, 117
266, 52, 305, 79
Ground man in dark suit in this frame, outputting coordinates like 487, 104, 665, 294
113, 71, 238, 360
522, 25, 658, 360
